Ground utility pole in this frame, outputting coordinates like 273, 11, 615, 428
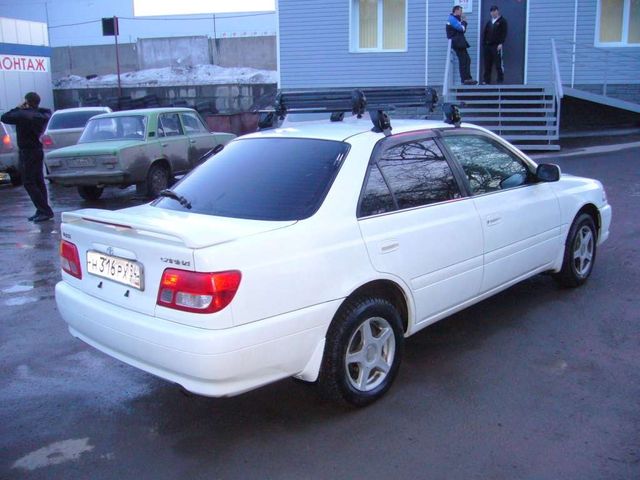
114, 16, 122, 98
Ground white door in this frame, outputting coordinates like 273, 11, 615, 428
357, 136, 484, 327
441, 132, 562, 293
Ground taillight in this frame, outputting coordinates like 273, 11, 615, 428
60, 240, 82, 279
1, 134, 11, 152
41, 134, 54, 149
157, 269, 241, 314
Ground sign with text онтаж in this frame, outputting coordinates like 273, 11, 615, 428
0, 55, 48, 73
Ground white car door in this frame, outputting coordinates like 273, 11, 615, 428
357, 135, 484, 328
441, 131, 562, 293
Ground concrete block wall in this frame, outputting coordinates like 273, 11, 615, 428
211, 36, 277, 70
51, 43, 138, 80
137, 36, 211, 70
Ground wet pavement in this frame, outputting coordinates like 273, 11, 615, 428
1, 147, 639, 479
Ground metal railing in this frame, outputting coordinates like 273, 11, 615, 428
551, 39, 639, 97
442, 39, 459, 101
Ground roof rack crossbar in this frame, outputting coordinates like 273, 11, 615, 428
257, 86, 439, 132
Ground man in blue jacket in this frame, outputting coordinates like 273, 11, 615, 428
446, 6, 478, 85
1, 92, 54, 222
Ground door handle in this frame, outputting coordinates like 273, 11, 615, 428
380, 240, 399, 254
189, 139, 197, 144
486, 215, 502, 227
161, 143, 168, 147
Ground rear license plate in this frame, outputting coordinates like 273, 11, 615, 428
86, 251, 144, 290
68, 157, 95, 167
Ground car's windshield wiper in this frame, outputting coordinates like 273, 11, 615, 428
159, 189, 192, 209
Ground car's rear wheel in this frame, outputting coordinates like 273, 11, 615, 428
317, 297, 404, 407
77, 185, 104, 201
143, 163, 170, 198
554, 213, 597, 287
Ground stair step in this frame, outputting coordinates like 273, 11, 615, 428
452, 91, 555, 97
464, 117, 558, 123
510, 144, 561, 151
450, 84, 549, 89
457, 99, 556, 105
469, 125, 559, 131
460, 108, 556, 113
502, 134, 560, 141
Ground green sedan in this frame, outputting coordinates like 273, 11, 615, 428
45, 108, 235, 200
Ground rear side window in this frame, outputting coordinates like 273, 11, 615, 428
48, 110, 106, 129
359, 138, 461, 217
181, 112, 209, 134
154, 138, 349, 221
158, 113, 184, 137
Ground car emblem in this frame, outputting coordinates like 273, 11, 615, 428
106, 247, 114, 256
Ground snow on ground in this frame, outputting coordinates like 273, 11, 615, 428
53, 64, 277, 89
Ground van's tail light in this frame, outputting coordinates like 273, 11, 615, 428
157, 269, 241, 314
1, 134, 12, 152
60, 240, 82, 279
41, 134, 54, 149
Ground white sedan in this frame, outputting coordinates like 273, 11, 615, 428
55, 118, 611, 406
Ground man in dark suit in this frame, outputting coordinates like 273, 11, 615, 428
446, 6, 478, 85
1, 92, 53, 222
483, 5, 508, 84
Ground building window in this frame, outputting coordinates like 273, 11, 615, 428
597, 0, 640, 46
351, 0, 407, 52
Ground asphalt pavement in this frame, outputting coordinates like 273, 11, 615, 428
1, 145, 639, 480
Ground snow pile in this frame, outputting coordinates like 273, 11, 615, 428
54, 64, 277, 89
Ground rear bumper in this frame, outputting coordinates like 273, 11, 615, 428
56, 281, 337, 397
46, 171, 129, 186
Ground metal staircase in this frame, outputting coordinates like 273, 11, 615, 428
450, 84, 560, 151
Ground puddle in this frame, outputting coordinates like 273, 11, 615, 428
4, 296, 41, 306
1, 284, 34, 294
12, 438, 95, 471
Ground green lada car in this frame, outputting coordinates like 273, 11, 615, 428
45, 108, 235, 200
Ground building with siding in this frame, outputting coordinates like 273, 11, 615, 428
278, 0, 639, 104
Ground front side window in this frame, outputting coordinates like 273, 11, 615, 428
597, 0, 640, 45
181, 112, 209, 134
359, 138, 461, 217
352, 0, 406, 51
442, 135, 531, 195
79, 116, 147, 143
155, 138, 349, 221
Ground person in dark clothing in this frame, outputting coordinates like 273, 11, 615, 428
1, 92, 53, 222
483, 5, 508, 84
446, 6, 477, 85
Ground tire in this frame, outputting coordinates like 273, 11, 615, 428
554, 213, 597, 288
9, 171, 21, 187
317, 297, 404, 407
143, 163, 170, 198
77, 185, 104, 201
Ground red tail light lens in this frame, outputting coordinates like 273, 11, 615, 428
157, 269, 241, 314
41, 135, 54, 149
1, 134, 11, 151
60, 240, 82, 279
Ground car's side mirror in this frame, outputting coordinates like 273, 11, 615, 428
536, 163, 561, 182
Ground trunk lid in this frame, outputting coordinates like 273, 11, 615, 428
46, 128, 84, 150
60, 205, 295, 317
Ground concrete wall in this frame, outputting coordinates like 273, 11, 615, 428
137, 36, 211, 70
53, 83, 276, 113
51, 36, 277, 79
51, 43, 138, 80
211, 36, 277, 70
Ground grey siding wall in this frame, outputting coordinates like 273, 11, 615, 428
427, 0, 480, 86
279, 0, 426, 88
527, 0, 640, 86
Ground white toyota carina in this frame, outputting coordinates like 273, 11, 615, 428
55, 115, 612, 406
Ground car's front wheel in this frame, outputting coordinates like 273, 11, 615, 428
554, 213, 597, 287
77, 185, 104, 201
318, 297, 404, 407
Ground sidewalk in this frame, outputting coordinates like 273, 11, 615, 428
530, 129, 640, 159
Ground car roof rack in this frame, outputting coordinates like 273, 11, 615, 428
257, 86, 440, 136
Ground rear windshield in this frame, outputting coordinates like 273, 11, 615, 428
49, 110, 107, 130
154, 138, 350, 221
79, 116, 147, 143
